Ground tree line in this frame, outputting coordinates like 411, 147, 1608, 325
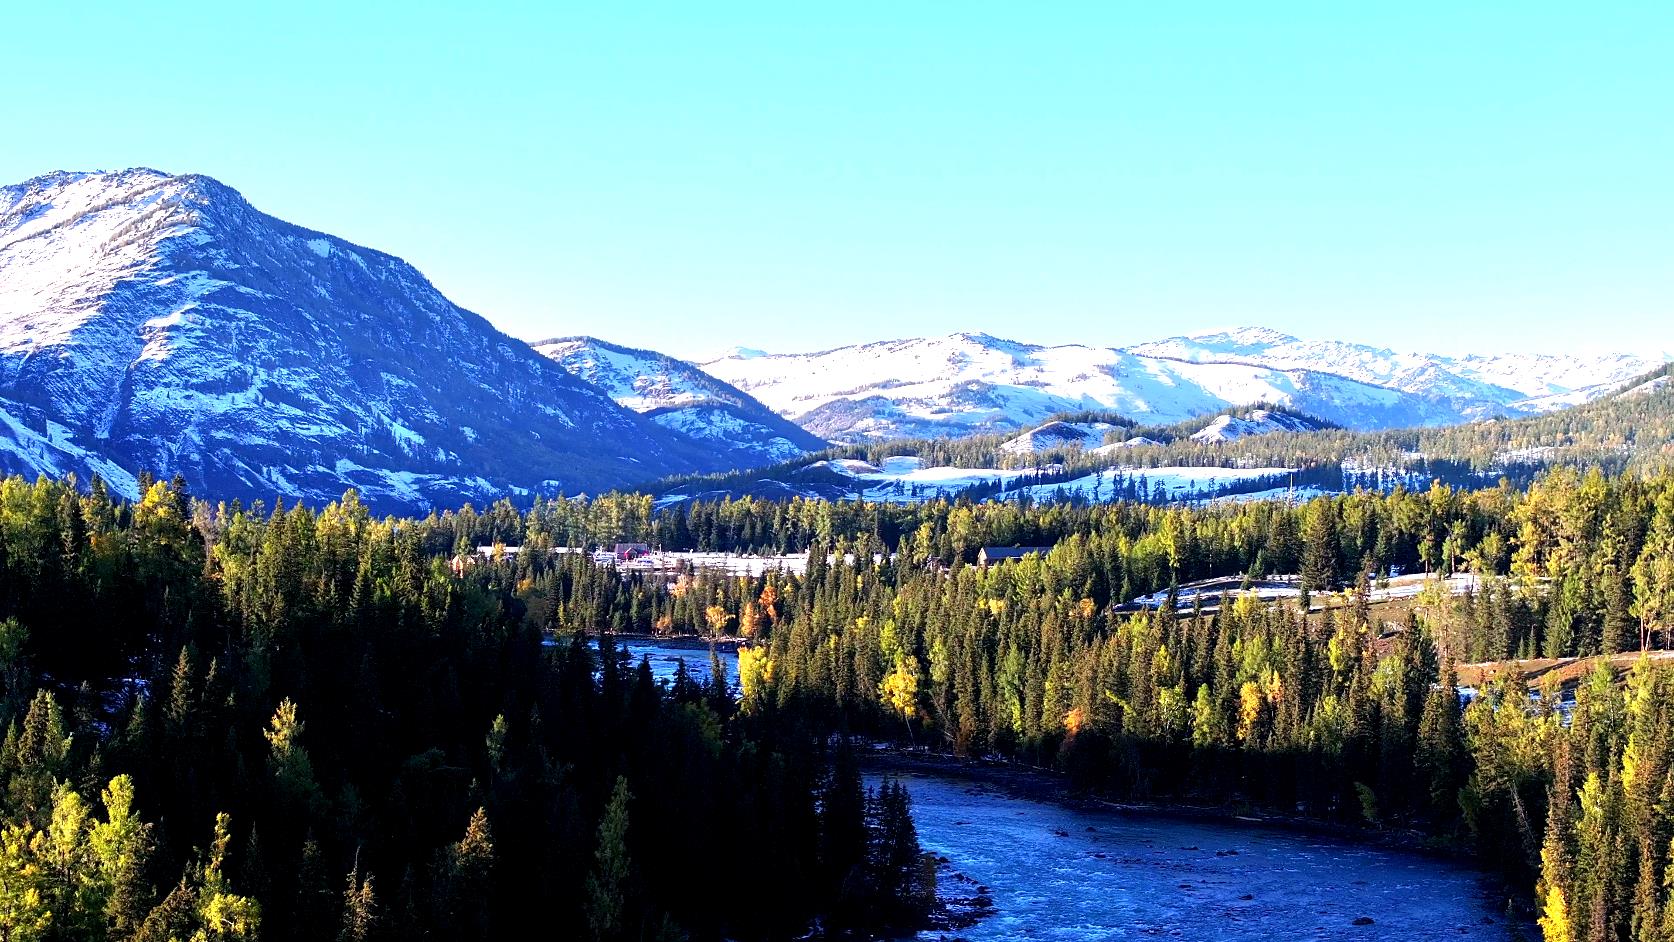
0, 473, 934, 941
9, 460, 1674, 940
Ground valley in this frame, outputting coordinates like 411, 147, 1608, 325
2, 167, 1672, 942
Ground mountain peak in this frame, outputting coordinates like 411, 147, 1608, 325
0, 168, 764, 511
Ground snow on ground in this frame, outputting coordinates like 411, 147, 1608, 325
1016, 465, 1302, 503
812, 457, 1048, 501
700, 327, 1665, 444
649, 406, 806, 462
1620, 375, 1672, 399
603, 550, 812, 577
999, 420, 1122, 455
1091, 437, 1163, 454
1129, 572, 1481, 610
1494, 446, 1560, 464
1203, 484, 1331, 506
536, 337, 717, 411
811, 457, 1302, 505
0, 398, 141, 498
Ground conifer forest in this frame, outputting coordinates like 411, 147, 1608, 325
3, 466, 1674, 939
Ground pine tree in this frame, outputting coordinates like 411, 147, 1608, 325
438, 807, 494, 941
1301, 500, 1338, 594
264, 698, 320, 815
1414, 670, 1465, 824
338, 862, 378, 942
821, 740, 868, 911
587, 777, 633, 942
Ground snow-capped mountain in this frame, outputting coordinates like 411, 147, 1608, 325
1126, 327, 1664, 413
0, 169, 727, 511
699, 332, 1484, 442
534, 336, 827, 464
699, 329, 1665, 443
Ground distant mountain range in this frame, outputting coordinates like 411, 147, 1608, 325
695, 329, 1666, 442
2, 167, 1665, 512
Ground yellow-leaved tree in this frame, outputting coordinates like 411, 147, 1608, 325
738, 646, 775, 712
879, 656, 921, 743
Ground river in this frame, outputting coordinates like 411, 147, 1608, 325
877, 767, 1515, 941
618, 639, 740, 691
624, 642, 1513, 940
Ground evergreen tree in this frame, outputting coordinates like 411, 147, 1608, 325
587, 777, 633, 942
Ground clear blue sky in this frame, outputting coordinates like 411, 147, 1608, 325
4, 2, 1669, 358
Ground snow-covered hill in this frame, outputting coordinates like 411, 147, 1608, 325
0, 169, 730, 511
1188, 409, 1327, 443
998, 420, 1124, 456
534, 336, 826, 464
698, 329, 1665, 444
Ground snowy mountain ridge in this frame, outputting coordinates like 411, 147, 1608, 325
696, 328, 1664, 443
1127, 326, 1662, 407
0, 168, 740, 510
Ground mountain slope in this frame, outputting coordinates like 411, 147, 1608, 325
533, 336, 827, 464
0, 169, 720, 510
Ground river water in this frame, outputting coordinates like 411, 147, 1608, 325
879, 769, 1515, 941
618, 639, 740, 691
624, 642, 1512, 940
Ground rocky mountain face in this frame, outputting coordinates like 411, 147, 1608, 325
0, 169, 727, 511
696, 329, 1665, 443
533, 336, 827, 465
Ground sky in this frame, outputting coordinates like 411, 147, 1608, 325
3, 2, 1670, 358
